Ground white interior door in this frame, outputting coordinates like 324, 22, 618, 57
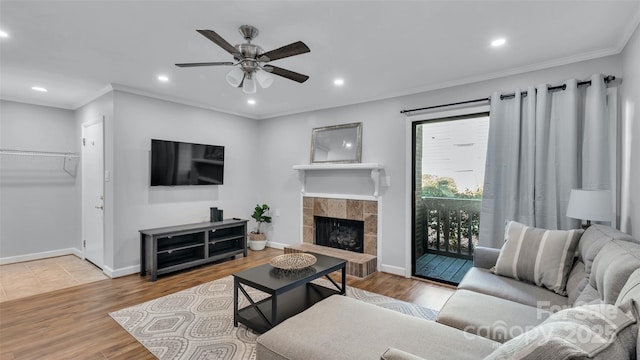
82, 122, 104, 268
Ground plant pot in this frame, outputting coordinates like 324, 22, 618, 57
249, 240, 267, 251
249, 232, 267, 251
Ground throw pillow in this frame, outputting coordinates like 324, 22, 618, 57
494, 221, 583, 295
484, 302, 638, 360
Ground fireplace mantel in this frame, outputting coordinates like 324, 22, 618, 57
292, 163, 384, 198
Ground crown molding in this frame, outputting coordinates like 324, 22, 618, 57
0, 96, 75, 110
75, 83, 258, 120
617, 9, 640, 52
260, 47, 622, 120
69, 23, 637, 121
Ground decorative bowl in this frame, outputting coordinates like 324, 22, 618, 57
269, 253, 317, 270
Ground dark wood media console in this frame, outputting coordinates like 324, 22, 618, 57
139, 219, 248, 281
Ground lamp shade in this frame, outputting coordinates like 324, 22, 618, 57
226, 67, 245, 87
566, 189, 611, 222
255, 69, 273, 88
242, 74, 257, 94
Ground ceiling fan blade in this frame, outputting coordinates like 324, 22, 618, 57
196, 29, 240, 56
265, 65, 309, 83
175, 62, 234, 67
259, 41, 310, 62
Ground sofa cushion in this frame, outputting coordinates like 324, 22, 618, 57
494, 221, 582, 295
437, 289, 552, 343
458, 268, 569, 309
578, 225, 636, 288
484, 302, 638, 360
566, 259, 586, 305
616, 268, 640, 309
615, 268, 640, 360
575, 284, 603, 306
256, 295, 500, 360
591, 240, 640, 304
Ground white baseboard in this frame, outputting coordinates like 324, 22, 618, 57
103, 264, 139, 278
0, 247, 82, 265
266, 241, 288, 250
379, 264, 408, 277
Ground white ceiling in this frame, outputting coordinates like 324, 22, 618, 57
1, 1, 639, 119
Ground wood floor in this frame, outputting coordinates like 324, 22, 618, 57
0, 248, 454, 360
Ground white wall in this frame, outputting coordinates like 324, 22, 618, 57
108, 91, 260, 274
0, 100, 80, 262
2, 51, 634, 275
259, 55, 623, 274
621, 23, 640, 237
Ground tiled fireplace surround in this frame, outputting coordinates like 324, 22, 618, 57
302, 197, 378, 255
285, 196, 378, 277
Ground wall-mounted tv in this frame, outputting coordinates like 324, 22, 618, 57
150, 139, 224, 186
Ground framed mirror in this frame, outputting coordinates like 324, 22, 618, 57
310, 122, 362, 164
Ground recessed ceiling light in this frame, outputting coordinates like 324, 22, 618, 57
333, 78, 344, 86
247, 99, 256, 105
0, 30, 8, 38
491, 38, 506, 47
157, 75, 169, 82
31, 86, 48, 92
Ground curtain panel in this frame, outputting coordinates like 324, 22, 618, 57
479, 74, 617, 248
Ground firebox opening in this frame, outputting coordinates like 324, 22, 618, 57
314, 216, 364, 253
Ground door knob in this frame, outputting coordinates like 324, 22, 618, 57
95, 205, 104, 210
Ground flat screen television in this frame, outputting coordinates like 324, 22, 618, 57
150, 139, 224, 186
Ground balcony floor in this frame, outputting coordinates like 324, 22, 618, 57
415, 253, 473, 285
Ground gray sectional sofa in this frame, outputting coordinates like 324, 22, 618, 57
256, 225, 640, 360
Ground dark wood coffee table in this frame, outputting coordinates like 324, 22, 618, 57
233, 252, 346, 333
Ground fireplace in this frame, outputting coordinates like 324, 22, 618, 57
302, 197, 377, 256
292, 196, 378, 278
315, 216, 364, 253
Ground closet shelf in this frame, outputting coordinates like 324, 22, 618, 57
0, 149, 80, 158
0, 148, 80, 176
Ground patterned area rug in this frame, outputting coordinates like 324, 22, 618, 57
109, 275, 437, 360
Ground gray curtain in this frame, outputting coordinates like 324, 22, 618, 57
479, 74, 612, 248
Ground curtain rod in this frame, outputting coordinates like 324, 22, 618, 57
499, 75, 616, 100
400, 75, 616, 114
400, 97, 490, 114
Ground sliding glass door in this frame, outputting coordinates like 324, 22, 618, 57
412, 112, 489, 284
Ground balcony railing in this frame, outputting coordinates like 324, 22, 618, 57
416, 196, 481, 260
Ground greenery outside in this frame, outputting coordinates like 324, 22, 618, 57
421, 174, 482, 199
420, 175, 481, 256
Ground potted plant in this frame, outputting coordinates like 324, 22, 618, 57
249, 203, 271, 250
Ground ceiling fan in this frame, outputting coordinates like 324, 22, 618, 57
176, 25, 310, 94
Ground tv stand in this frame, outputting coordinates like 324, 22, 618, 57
139, 219, 248, 281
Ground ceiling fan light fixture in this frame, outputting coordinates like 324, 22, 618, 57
255, 69, 274, 89
242, 73, 257, 94
178, 26, 310, 93
226, 67, 245, 87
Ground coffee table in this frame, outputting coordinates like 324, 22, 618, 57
233, 252, 346, 333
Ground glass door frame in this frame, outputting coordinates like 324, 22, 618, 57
404, 105, 490, 280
